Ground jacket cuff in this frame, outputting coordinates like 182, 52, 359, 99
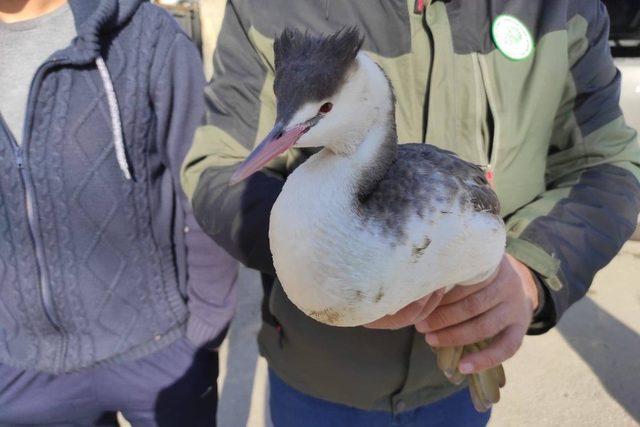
527, 272, 557, 335
186, 315, 229, 350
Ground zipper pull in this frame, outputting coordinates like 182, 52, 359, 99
485, 165, 495, 189
414, 0, 425, 14
16, 149, 23, 169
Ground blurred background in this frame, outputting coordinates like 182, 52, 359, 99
148, 2, 640, 426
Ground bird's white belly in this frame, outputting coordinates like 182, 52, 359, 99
269, 166, 505, 327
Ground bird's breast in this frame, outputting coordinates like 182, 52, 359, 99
267, 153, 506, 327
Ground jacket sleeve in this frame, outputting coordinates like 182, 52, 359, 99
181, 1, 294, 276
505, 2, 640, 334
151, 20, 239, 347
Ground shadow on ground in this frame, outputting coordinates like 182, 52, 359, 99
558, 297, 640, 422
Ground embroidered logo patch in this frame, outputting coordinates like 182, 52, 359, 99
492, 15, 534, 61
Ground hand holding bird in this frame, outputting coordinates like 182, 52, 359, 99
364, 289, 445, 330
416, 254, 539, 375
364, 254, 539, 411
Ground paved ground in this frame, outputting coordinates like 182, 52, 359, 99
216, 241, 640, 427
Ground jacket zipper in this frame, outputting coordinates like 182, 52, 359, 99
474, 54, 500, 181
3, 58, 68, 366
416, 0, 435, 142
479, 55, 500, 168
0, 114, 64, 329
471, 53, 489, 165
15, 144, 63, 330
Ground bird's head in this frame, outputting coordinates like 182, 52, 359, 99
230, 27, 394, 184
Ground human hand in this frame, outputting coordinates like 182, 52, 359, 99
364, 289, 446, 330
415, 254, 539, 374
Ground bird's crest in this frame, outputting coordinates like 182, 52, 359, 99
274, 27, 364, 72
272, 28, 364, 121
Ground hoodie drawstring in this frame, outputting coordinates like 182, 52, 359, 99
95, 56, 132, 180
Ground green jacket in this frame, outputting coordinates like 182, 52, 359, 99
182, 0, 640, 413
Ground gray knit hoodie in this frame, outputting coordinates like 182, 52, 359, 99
0, 0, 237, 374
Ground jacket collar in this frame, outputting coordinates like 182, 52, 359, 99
64, 0, 142, 64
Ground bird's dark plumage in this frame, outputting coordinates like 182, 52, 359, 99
356, 143, 501, 239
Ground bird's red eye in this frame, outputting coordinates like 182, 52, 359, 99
319, 102, 333, 114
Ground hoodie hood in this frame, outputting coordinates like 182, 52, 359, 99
67, 0, 144, 64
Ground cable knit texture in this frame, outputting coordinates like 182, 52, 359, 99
0, 0, 219, 373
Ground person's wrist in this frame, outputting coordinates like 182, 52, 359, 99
526, 271, 557, 335
507, 255, 539, 315
523, 270, 540, 315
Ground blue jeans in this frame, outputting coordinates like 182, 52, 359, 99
269, 370, 490, 427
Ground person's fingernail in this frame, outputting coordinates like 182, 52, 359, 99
459, 362, 474, 374
425, 333, 438, 345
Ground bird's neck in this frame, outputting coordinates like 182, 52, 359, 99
291, 117, 396, 214
347, 55, 398, 200
350, 115, 397, 201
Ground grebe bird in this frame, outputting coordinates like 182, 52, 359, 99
230, 28, 507, 411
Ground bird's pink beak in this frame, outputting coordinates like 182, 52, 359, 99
229, 123, 307, 185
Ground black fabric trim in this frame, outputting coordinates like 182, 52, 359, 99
193, 165, 283, 276
203, 1, 269, 151
246, 0, 412, 58
442, 0, 616, 56
570, 2, 623, 137
520, 164, 640, 323
444, 0, 568, 55
527, 272, 557, 335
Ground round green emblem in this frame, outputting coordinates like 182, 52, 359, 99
491, 15, 534, 61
